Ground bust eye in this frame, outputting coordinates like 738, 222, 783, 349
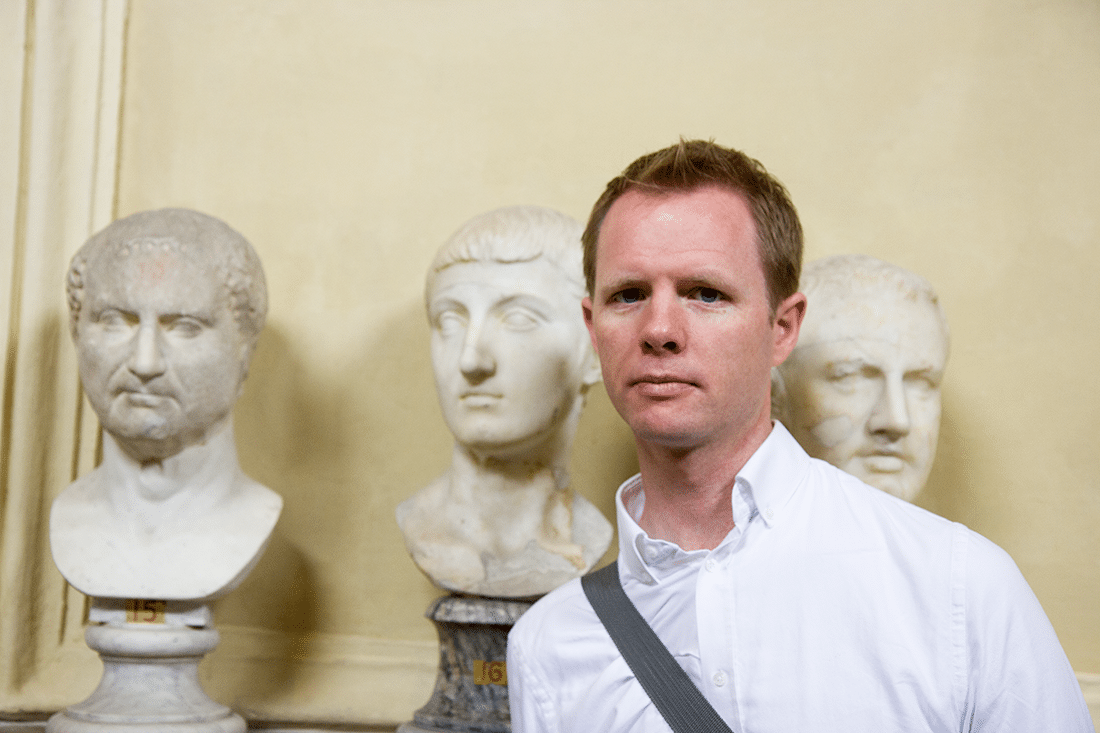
434, 311, 466, 337
612, 288, 645, 304
166, 317, 204, 338
824, 363, 863, 383
97, 309, 134, 330
906, 371, 942, 392
501, 308, 539, 330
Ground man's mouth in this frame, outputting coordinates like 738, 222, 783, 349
631, 376, 697, 397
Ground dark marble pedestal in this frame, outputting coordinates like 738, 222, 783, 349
398, 595, 533, 733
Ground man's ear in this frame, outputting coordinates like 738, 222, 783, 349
582, 297, 599, 355
772, 291, 807, 366
580, 297, 602, 388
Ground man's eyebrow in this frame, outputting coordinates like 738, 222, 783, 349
599, 276, 646, 292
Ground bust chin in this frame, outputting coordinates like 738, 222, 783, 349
49, 425, 282, 602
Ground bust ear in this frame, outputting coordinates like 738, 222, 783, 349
580, 343, 602, 389
770, 366, 790, 426
236, 340, 256, 393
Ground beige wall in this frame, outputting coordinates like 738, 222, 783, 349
2, 0, 1098, 726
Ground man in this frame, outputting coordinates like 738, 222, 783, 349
50, 208, 282, 605
507, 141, 1091, 731
396, 205, 611, 598
774, 254, 950, 501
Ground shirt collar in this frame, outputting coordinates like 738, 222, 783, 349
615, 421, 810, 584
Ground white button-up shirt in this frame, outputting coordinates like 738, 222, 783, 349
507, 423, 1092, 732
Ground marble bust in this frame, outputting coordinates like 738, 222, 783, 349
774, 254, 950, 502
50, 208, 282, 602
397, 205, 612, 598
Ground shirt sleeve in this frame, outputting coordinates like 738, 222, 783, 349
507, 618, 561, 733
960, 527, 1094, 732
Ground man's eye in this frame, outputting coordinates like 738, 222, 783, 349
693, 288, 721, 303
613, 288, 645, 304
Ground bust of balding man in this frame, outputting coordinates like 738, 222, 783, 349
774, 254, 950, 502
50, 208, 282, 602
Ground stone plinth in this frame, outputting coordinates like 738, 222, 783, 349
399, 595, 533, 733
47, 622, 243, 733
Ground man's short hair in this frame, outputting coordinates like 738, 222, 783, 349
582, 139, 803, 313
66, 208, 267, 345
799, 253, 950, 351
425, 205, 585, 306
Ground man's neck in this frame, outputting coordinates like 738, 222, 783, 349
633, 418, 774, 551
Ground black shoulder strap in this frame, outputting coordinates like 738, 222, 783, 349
581, 562, 734, 733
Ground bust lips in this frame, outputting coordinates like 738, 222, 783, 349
459, 391, 503, 408
122, 390, 175, 408
858, 451, 909, 473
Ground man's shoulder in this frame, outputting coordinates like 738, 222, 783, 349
512, 576, 591, 641
510, 572, 612, 659
804, 457, 1025, 583
804, 456, 947, 524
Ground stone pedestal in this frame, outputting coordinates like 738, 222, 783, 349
47, 622, 244, 733
399, 595, 533, 733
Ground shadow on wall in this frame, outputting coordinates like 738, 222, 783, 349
227, 301, 453, 641
914, 386, 977, 526
216, 324, 325, 633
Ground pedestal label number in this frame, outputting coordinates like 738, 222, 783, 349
473, 660, 507, 685
125, 599, 166, 624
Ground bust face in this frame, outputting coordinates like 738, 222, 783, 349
780, 292, 947, 501
428, 258, 591, 459
75, 243, 248, 462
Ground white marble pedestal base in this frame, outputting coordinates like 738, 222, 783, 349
47, 623, 244, 733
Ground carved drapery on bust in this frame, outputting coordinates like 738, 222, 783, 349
50, 208, 282, 602
397, 205, 612, 598
773, 254, 950, 502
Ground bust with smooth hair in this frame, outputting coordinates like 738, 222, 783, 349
50, 208, 282, 602
774, 254, 950, 502
396, 205, 612, 598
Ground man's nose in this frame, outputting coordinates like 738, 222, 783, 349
127, 323, 167, 380
458, 319, 496, 381
868, 374, 911, 439
640, 290, 684, 354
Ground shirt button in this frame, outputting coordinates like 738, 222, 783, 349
713, 671, 727, 687
763, 507, 775, 521
704, 558, 717, 572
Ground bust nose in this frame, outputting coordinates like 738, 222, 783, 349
127, 323, 167, 380
458, 319, 496, 382
868, 374, 911, 440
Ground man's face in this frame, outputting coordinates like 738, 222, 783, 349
583, 186, 803, 453
428, 258, 594, 459
779, 293, 947, 501
75, 245, 248, 462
